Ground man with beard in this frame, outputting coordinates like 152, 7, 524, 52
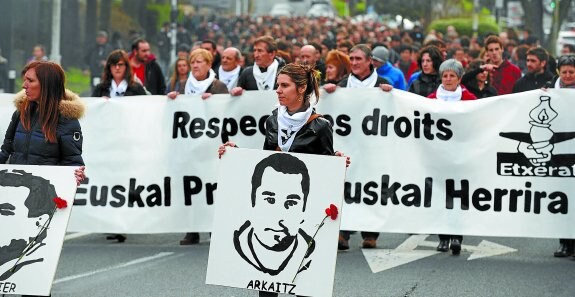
0, 170, 57, 285
233, 154, 315, 278
512, 47, 554, 93
218, 47, 243, 92
130, 39, 166, 95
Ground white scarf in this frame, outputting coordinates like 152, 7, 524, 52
110, 80, 128, 98
253, 60, 279, 90
435, 84, 463, 101
218, 65, 241, 91
346, 69, 379, 88
277, 105, 313, 152
553, 78, 575, 89
184, 69, 216, 95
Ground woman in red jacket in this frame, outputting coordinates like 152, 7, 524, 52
427, 59, 477, 101
427, 59, 476, 255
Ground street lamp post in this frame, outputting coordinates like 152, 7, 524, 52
170, 0, 178, 67
50, 0, 62, 64
472, 0, 479, 38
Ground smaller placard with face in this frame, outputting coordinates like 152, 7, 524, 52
206, 148, 346, 297
0, 165, 77, 296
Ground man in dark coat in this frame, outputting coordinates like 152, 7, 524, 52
201, 40, 222, 73
512, 47, 554, 93
130, 39, 166, 95
231, 36, 285, 96
84, 31, 114, 92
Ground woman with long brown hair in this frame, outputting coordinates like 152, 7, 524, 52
92, 49, 146, 98
0, 60, 85, 297
1, 61, 85, 170
166, 57, 191, 94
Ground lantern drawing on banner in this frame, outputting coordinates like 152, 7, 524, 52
514, 96, 557, 166
499, 95, 575, 175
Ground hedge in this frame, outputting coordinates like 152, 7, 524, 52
428, 17, 499, 37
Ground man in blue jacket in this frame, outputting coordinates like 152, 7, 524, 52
372, 46, 407, 91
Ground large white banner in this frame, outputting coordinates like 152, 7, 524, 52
206, 148, 345, 297
1, 89, 574, 238
0, 165, 77, 296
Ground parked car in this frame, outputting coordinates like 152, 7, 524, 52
557, 30, 575, 56
270, 3, 293, 17
307, 1, 335, 18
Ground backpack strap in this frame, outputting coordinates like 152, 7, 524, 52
306, 113, 321, 124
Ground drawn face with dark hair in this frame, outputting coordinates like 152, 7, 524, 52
234, 154, 314, 276
0, 170, 56, 281
251, 167, 306, 249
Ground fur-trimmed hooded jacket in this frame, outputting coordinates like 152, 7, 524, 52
0, 89, 85, 165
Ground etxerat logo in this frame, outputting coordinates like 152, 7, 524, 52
498, 96, 575, 177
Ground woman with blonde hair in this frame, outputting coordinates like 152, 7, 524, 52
167, 48, 228, 100
169, 49, 229, 245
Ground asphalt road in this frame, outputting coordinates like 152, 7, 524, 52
47, 233, 575, 297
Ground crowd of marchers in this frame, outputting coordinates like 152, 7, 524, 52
22, 14, 575, 259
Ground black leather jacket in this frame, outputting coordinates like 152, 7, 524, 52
263, 109, 334, 156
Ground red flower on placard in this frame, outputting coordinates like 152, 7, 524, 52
293, 202, 339, 283
53, 197, 68, 209
325, 204, 338, 220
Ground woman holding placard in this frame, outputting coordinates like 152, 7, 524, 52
218, 63, 349, 296
0, 61, 85, 297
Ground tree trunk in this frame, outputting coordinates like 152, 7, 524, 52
100, 0, 112, 32
0, 0, 14, 68
85, 0, 97, 52
546, 0, 573, 55
122, 0, 141, 21
520, 0, 544, 44
61, 0, 81, 67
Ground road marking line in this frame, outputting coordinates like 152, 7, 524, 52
53, 252, 174, 284
64, 232, 91, 241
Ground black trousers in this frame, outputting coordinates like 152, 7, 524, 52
438, 234, 463, 242
339, 231, 379, 240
